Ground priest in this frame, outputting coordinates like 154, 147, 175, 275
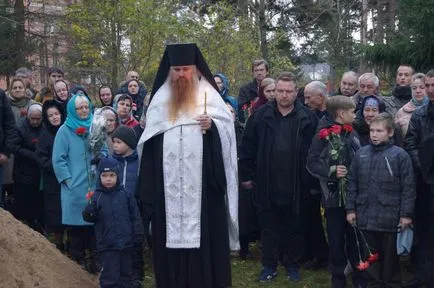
137, 43, 239, 288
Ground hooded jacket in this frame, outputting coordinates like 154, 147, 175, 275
82, 157, 144, 252
214, 73, 237, 112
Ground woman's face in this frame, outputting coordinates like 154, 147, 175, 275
11, 80, 26, 100
100, 88, 113, 106
75, 98, 90, 119
103, 111, 117, 133
128, 81, 139, 95
28, 111, 42, 128
117, 99, 132, 118
54, 81, 69, 101
263, 83, 276, 101
412, 78, 426, 101
363, 106, 379, 125
47, 107, 62, 127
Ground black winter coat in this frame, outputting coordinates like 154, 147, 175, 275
405, 103, 434, 172
13, 118, 43, 185
306, 117, 361, 208
239, 100, 318, 212
0, 89, 18, 157
346, 142, 415, 232
36, 127, 62, 226
238, 80, 258, 123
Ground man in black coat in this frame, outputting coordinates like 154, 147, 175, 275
0, 89, 18, 208
237, 59, 269, 123
240, 73, 318, 282
383, 65, 414, 117
404, 69, 434, 287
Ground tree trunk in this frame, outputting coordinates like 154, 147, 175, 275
258, 0, 268, 59
14, 0, 25, 68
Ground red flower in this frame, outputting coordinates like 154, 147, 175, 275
330, 125, 342, 135
20, 108, 27, 116
242, 104, 248, 110
75, 127, 87, 136
343, 124, 353, 133
368, 253, 379, 263
356, 261, 370, 271
86, 191, 94, 201
31, 138, 38, 144
319, 128, 330, 139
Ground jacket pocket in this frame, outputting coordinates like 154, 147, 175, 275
377, 195, 400, 230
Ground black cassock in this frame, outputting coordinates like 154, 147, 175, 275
139, 123, 232, 288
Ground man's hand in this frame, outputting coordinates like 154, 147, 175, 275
241, 181, 254, 190
0, 153, 8, 165
346, 212, 356, 225
399, 217, 412, 230
336, 165, 348, 179
195, 114, 212, 131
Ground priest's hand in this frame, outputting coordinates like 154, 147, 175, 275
241, 181, 254, 190
196, 114, 212, 131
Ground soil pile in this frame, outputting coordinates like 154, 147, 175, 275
0, 209, 98, 288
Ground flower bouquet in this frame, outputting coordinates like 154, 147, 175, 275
319, 124, 353, 206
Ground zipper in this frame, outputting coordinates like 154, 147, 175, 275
123, 159, 127, 187
385, 156, 393, 177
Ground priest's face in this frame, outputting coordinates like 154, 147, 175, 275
168, 65, 198, 120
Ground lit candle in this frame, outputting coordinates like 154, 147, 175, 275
203, 88, 208, 134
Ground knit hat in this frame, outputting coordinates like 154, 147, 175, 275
364, 97, 379, 108
97, 156, 119, 175
112, 125, 138, 149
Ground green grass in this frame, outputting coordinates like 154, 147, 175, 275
142, 247, 330, 287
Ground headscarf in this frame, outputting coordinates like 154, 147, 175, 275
113, 94, 134, 120
65, 94, 93, 133
27, 102, 43, 116
42, 100, 66, 134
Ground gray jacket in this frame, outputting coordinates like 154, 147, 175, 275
346, 142, 415, 232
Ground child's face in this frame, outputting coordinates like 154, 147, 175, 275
113, 138, 132, 156
100, 171, 117, 188
338, 108, 356, 124
370, 122, 393, 145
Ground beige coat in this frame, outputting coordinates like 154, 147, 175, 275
395, 101, 417, 138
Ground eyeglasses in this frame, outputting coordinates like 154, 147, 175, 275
75, 106, 89, 111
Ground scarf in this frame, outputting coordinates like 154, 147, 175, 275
8, 94, 30, 108
411, 96, 429, 107
64, 94, 93, 133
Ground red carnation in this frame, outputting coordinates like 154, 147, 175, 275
368, 253, 379, 263
356, 261, 370, 271
20, 108, 27, 116
75, 127, 87, 136
343, 124, 353, 133
31, 138, 39, 144
86, 191, 94, 201
242, 104, 248, 110
330, 125, 342, 135
319, 128, 330, 139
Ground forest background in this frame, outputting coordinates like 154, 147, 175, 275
0, 0, 433, 96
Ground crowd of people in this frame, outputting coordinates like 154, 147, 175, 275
0, 43, 433, 288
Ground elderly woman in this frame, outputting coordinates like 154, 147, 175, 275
114, 94, 139, 128
13, 103, 44, 231
100, 106, 119, 153
395, 73, 429, 137
53, 94, 97, 272
37, 100, 66, 251
3, 78, 36, 212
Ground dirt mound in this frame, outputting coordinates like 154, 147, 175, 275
0, 209, 98, 288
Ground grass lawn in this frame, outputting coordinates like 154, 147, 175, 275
143, 246, 331, 287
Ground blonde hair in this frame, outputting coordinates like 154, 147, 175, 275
261, 78, 275, 88
326, 95, 355, 119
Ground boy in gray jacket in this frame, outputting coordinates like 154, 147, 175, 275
346, 112, 415, 287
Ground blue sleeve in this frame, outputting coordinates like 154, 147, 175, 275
128, 191, 145, 240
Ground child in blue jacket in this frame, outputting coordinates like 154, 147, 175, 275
83, 156, 144, 288
110, 125, 144, 287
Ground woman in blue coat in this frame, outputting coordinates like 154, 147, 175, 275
52, 94, 97, 272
